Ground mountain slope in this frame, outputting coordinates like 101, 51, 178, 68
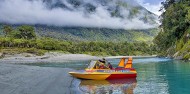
42, 0, 159, 28
35, 26, 158, 42
0, 0, 159, 42
0, 0, 158, 28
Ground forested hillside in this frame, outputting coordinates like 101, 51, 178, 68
35, 26, 158, 42
1, 24, 158, 42
154, 0, 190, 59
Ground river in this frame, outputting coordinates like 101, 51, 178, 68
24, 58, 190, 94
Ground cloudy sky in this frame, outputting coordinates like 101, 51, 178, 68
135, 0, 164, 15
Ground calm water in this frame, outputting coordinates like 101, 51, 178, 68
24, 58, 190, 94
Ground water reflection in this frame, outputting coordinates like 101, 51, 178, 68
79, 78, 137, 94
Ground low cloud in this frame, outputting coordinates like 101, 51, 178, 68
0, 0, 158, 29
135, 0, 163, 16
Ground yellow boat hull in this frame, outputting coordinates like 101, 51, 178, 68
69, 72, 111, 80
69, 70, 137, 80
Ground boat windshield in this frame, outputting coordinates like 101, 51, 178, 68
87, 61, 97, 69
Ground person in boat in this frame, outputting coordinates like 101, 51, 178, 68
108, 62, 113, 69
99, 58, 106, 64
99, 63, 105, 69
95, 63, 99, 69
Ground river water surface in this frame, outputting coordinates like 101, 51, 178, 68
26, 58, 190, 94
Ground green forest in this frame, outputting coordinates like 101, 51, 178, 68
0, 25, 157, 56
154, 0, 190, 59
35, 26, 158, 42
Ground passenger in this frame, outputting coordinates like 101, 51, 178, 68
99, 64, 105, 69
108, 63, 113, 69
99, 58, 106, 64
95, 63, 99, 69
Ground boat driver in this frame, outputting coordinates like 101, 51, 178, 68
108, 63, 113, 69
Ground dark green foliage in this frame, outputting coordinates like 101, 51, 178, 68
154, 0, 190, 57
2, 25, 37, 40
17, 25, 36, 39
0, 36, 157, 56
2, 25, 13, 37
160, 0, 175, 11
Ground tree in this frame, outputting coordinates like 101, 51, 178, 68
17, 25, 36, 39
3, 25, 12, 37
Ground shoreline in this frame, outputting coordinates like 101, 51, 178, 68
0, 52, 157, 63
0, 52, 99, 63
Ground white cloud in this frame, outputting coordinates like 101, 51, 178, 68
135, 0, 162, 16
0, 0, 158, 29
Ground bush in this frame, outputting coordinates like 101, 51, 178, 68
183, 53, 190, 60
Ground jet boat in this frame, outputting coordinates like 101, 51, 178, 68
69, 57, 137, 80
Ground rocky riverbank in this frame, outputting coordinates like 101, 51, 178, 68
0, 52, 99, 63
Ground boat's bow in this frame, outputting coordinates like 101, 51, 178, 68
69, 71, 111, 80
